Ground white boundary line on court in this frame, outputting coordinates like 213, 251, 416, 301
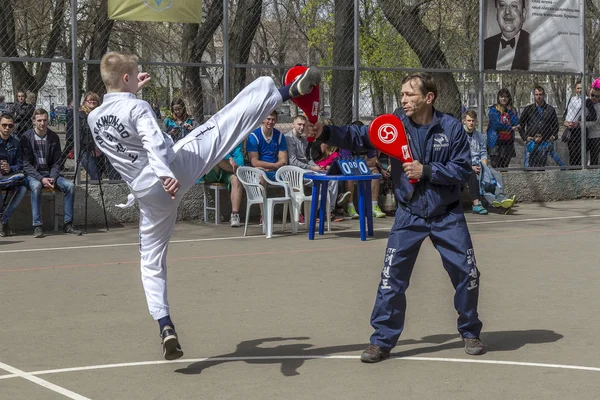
0, 360, 91, 399
1, 213, 599, 255
0, 355, 599, 383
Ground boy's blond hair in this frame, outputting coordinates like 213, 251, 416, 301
100, 52, 139, 90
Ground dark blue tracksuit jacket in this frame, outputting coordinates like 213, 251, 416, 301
321, 108, 483, 349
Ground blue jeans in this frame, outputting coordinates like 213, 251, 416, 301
0, 184, 27, 224
81, 152, 101, 180
28, 177, 75, 226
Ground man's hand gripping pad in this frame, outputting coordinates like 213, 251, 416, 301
369, 114, 419, 184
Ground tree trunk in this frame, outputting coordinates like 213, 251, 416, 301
331, 0, 354, 125
378, 0, 462, 117
370, 71, 385, 116
0, 0, 65, 95
228, 0, 263, 99
182, 0, 224, 120
86, 0, 115, 97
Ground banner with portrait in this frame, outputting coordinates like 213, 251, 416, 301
483, 0, 582, 73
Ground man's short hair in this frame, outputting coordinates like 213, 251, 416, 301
293, 115, 306, 122
100, 52, 139, 90
0, 113, 14, 122
402, 73, 438, 103
575, 79, 582, 85
33, 108, 48, 118
464, 110, 477, 120
534, 86, 545, 94
268, 110, 278, 119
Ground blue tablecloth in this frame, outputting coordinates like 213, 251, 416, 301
304, 173, 382, 241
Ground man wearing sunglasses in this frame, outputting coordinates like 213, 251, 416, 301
0, 113, 27, 237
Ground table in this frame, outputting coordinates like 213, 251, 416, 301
305, 173, 382, 241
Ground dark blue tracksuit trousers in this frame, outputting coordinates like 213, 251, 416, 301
369, 204, 483, 350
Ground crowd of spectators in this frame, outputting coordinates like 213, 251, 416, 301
0, 81, 597, 236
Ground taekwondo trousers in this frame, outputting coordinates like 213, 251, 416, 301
136, 77, 282, 320
369, 203, 483, 350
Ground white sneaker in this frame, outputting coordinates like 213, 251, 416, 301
230, 213, 241, 227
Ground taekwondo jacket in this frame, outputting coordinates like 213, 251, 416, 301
321, 108, 472, 219
87, 92, 176, 193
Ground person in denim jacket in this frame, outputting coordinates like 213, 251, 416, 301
487, 88, 520, 168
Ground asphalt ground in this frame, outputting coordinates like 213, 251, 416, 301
1, 199, 600, 399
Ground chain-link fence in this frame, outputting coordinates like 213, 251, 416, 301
1, 0, 599, 183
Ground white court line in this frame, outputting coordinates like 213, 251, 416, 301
1, 213, 599, 255
0, 355, 599, 382
0, 360, 91, 399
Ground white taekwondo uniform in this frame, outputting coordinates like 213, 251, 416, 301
88, 77, 282, 320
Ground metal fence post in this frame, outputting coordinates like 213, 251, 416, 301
478, 0, 485, 134
580, 0, 586, 169
353, 0, 359, 121
223, 0, 229, 106
71, 0, 80, 184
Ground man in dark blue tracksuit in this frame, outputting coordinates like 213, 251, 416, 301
308, 73, 484, 362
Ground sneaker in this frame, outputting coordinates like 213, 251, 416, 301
160, 325, 184, 360
33, 226, 44, 238
0, 222, 9, 237
63, 222, 82, 236
346, 205, 359, 219
230, 213, 241, 227
372, 204, 386, 218
500, 198, 514, 209
298, 213, 305, 224
289, 67, 322, 98
472, 204, 488, 215
464, 337, 486, 355
360, 344, 391, 363
336, 191, 352, 207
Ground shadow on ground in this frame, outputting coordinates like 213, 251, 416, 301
175, 329, 562, 376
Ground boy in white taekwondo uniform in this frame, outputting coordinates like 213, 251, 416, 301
88, 52, 321, 360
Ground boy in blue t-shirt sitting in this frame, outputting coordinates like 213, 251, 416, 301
246, 110, 288, 181
246, 110, 288, 223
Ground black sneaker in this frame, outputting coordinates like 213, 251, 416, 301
63, 223, 82, 236
0, 223, 9, 237
464, 337, 486, 355
33, 226, 44, 238
289, 67, 322, 98
161, 325, 184, 360
360, 344, 391, 363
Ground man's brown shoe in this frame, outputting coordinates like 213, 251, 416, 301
464, 337, 486, 355
360, 344, 391, 363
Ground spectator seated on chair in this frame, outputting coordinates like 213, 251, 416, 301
312, 142, 344, 222
201, 142, 245, 227
0, 113, 27, 237
285, 114, 345, 223
463, 110, 489, 215
246, 110, 288, 223
20, 108, 82, 238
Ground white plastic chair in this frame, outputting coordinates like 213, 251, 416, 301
236, 166, 294, 238
275, 166, 330, 233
